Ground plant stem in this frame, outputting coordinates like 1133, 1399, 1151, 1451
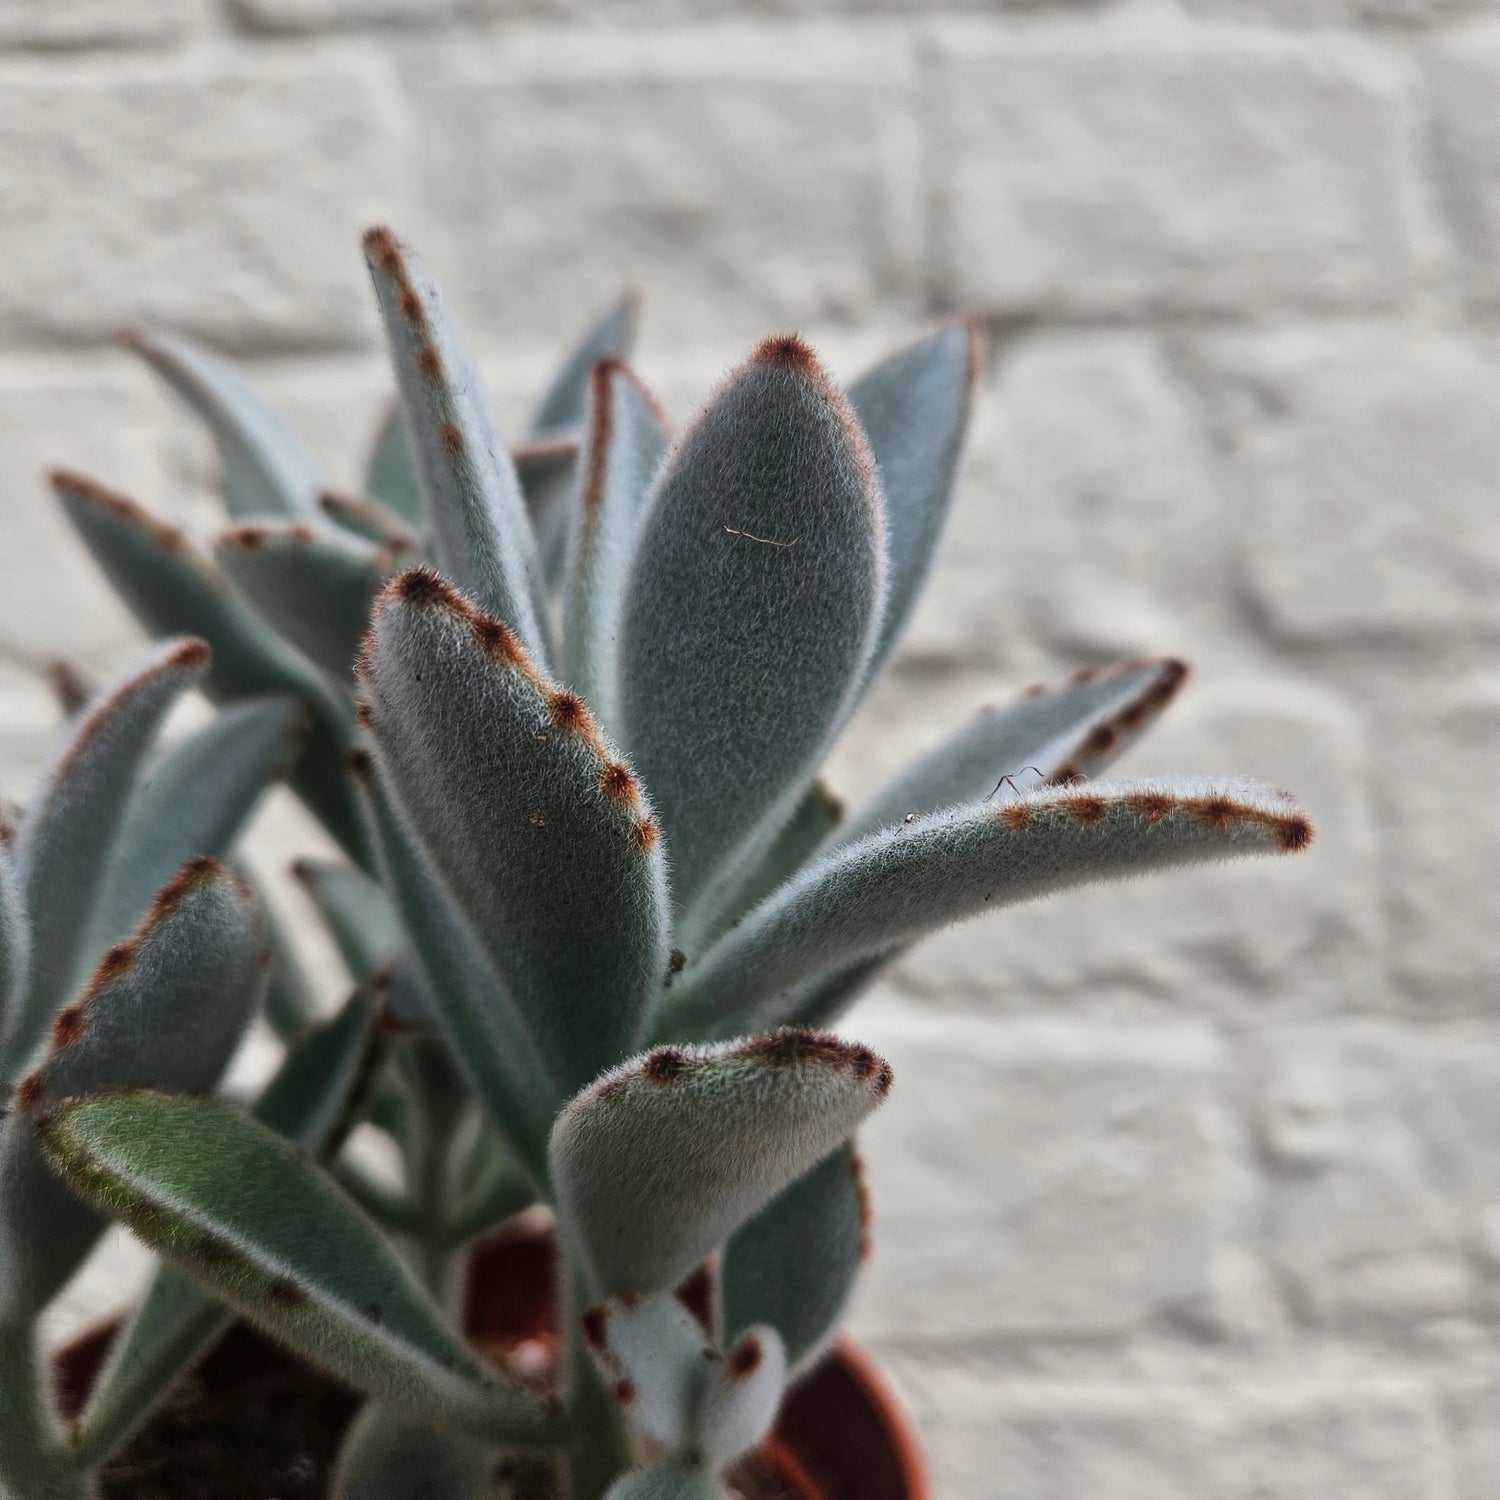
0, 1320, 94, 1500
560, 1255, 632, 1500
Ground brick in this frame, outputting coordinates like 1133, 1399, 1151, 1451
0, 60, 395, 349
1190, 326, 1500, 641
0, 359, 177, 665
887, 1371, 1448, 1500
932, 33, 1416, 317
229, 0, 454, 29
1261, 1022, 1500, 1327
1190, 0, 1495, 21
0, 0, 196, 47
884, 676, 1377, 1010
400, 32, 922, 350
1388, 677, 1500, 1002
848, 1006, 1233, 1341
1432, 31, 1500, 305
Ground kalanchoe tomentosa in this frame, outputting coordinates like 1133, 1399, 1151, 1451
0, 223, 1313, 1500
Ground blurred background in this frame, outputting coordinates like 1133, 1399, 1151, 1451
0, 0, 1496, 1495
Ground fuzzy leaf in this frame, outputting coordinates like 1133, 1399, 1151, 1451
217, 521, 397, 678
0, 637, 208, 1074
517, 436, 582, 586
0, 859, 264, 1322
604, 1464, 727, 1500
319, 490, 421, 553
292, 858, 397, 983
697, 1326, 786, 1469
848, 325, 977, 680
88, 695, 305, 960
124, 329, 322, 519
563, 362, 669, 733
617, 336, 886, 927
0, 820, 32, 1061
365, 406, 424, 527
360, 570, 670, 1097
332, 1405, 496, 1500
40, 1091, 564, 1447
362, 227, 549, 664
550, 1029, 892, 1297
775, 953, 893, 1034
74, 991, 377, 1462
839, 658, 1189, 846
357, 761, 557, 1188
719, 1144, 867, 1374
52, 471, 367, 864
662, 779, 1315, 1038
531, 291, 639, 437
585, 1293, 712, 1451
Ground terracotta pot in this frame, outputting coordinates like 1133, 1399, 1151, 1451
54, 1220, 927, 1500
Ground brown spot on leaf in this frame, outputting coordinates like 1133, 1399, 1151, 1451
729, 1334, 763, 1377
51, 1004, 87, 1047
754, 334, 819, 374
470, 613, 523, 664
668, 948, 686, 976
416, 346, 443, 380
346, 748, 373, 783
613, 1379, 636, 1406
1127, 790, 1174, 822
1068, 794, 1109, 826
633, 818, 658, 853
224, 524, 270, 549
581, 1305, 609, 1353
1000, 802, 1031, 832
15, 1073, 45, 1112
149, 856, 223, 923
399, 289, 422, 324
362, 225, 402, 276
267, 1277, 305, 1309
1081, 722, 1118, 757
601, 762, 638, 803
1192, 795, 1237, 831
437, 422, 464, 457
96, 942, 137, 983
1278, 815, 1315, 853
548, 691, 590, 733
642, 1047, 687, 1084
354, 700, 374, 729
392, 566, 467, 613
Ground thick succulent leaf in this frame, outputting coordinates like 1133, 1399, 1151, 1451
0, 859, 264, 1322
319, 490, 422, 553
40, 1091, 564, 1447
124, 329, 322, 519
839, 657, 1189, 846
52, 470, 367, 864
332, 1405, 496, 1500
292, 857, 397, 984
356, 761, 557, 1188
719, 1143, 867, 1375
531, 290, 639, 437
604, 1463, 727, 1500
776, 952, 894, 1034
217, 522, 397, 678
848, 324, 978, 680
563, 362, 669, 733
360, 570, 670, 1097
517, 436, 581, 586
584, 1294, 712, 1450
708, 781, 843, 944
0, 820, 32, 1061
697, 1326, 787, 1469
1, 636, 208, 1074
362, 227, 548, 664
550, 1029, 892, 1297
44, 658, 94, 716
617, 336, 886, 926
88, 695, 305, 960
662, 779, 1315, 1038
365, 406, 424, 526
74, 992, 377, 1463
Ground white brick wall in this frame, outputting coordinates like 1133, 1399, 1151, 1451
1, 3, 1497, 1495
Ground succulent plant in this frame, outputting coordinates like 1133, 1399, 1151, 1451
0, 224, 1313, 1500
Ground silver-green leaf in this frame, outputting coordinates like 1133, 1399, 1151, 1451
360, 569, 669, 1098
0, 857, 265, 1322
550, 1029, 892, 1297
617, 336, 886, 933
40, 1091, 564, 1448
531, 291, 639, 437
